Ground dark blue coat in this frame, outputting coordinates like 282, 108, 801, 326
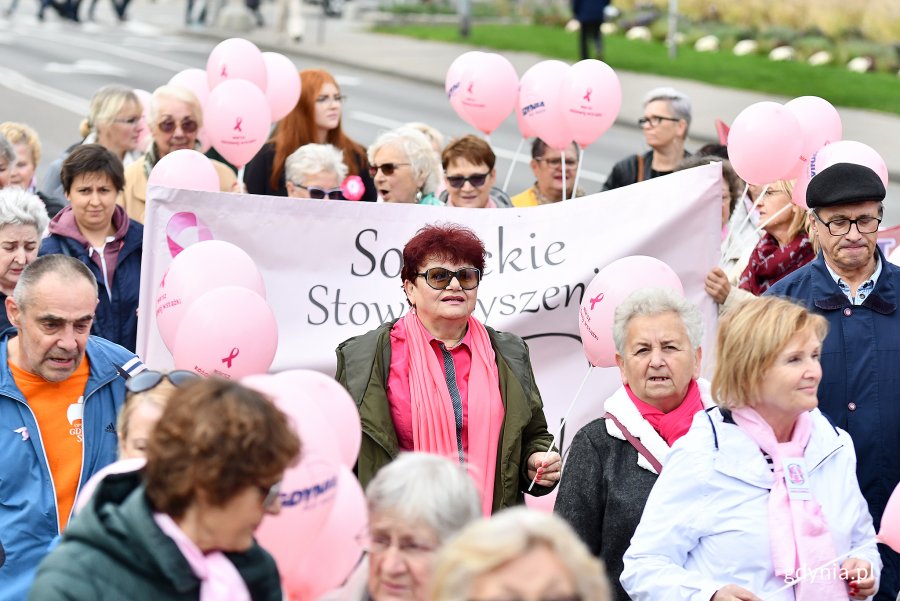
39, 222, 143, 352
766, 249, 900, 600
572, 0, 609, 23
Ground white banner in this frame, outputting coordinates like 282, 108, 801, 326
138, 163, 722, 455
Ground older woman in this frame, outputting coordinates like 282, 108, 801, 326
244, 69, 376, 201
118, 370, 200, 459
440, 135, 511, 208
29, 378, 300, 600
0, 122, 67, 218
555, 287, 710, 601
40, 144, 142, 352
368, 127, 442, 205
706, 179, 814, 312
0, 189, 49, 332
335, 223, 559, 514
285, 143, 348, 200
430, 507, 611, 601
621, 296, 881, 601
121, 84, 236, 223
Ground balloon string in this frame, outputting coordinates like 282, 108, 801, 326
237, 166, 246, 189
503, 138, 526, 193
720, 184, 768, 263
572, 146, 585, 200
561, 152, 568, 203
527, 365, 594, 492
760, 539, 877, 600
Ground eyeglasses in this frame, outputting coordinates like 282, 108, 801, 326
445, 172, 490, 189
637, 115, 681, 128
369, 162, 410, 177
416, 267, 481, 290
157, 117, 199, 134
114, 116, 142, 127
295, 184, 344, 200
125, 369, 200, 394
257, 481, 282, 510
315, 94, 346, 104
469, 596, 583, 601
813, 211, 882, 236
364, 532, 436, 559
535, 156, 576, 168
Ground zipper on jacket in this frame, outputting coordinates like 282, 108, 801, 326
12, 398, 64, 535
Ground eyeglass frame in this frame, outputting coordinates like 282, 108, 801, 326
637, 115, 682, 128
156, 117, 199, 134
125, 369, 200, 395
362, 531, 438, 559
257, 481, 282, 510
315, 94, 347, 104
113, 116, 142, 127
369, 162, 410, 177
812, 210, 882, 236
416, 267, 482, 291
445, 172, 491, 189
535, 156, 577, 168
293, 183, 344, 200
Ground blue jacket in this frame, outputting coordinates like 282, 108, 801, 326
572, 0, 609, 23
0, 334, 143, 601
766, 250, 900, 601
39, 209, 143, 352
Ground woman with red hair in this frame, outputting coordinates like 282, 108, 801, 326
335, 223, 560, 514
244, 68, 376, 201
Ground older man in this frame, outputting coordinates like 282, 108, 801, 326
766, 162, 898, 601
511, 138, 584, 207
0, 254, 143, 600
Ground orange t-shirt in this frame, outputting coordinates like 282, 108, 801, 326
11, 357, 90, 532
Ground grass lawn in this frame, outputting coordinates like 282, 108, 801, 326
374, 23, 900, 116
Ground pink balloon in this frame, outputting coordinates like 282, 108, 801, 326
879, 483, 900, 552
579, 257, 685, 367
148, 149, 220, 192
519, 60, 572, 150
263, 53, 301, 122
562, 60, 622, 147
133, 88, 152, 154
728, 102, 803, 185
809, 140, 889, 188
515, 98, 535, 139
172, 286, 278, 379
445, 51, 484, 125
206, 37, 267, 91
284, 467, 368, 601
205, 79, 272, 169
169, 68, 210, 108
456, 53, 518, 135
265, 370, 361, 468
156, 240, 266, 352
792, 167, 811, 210
784, 96, 842, 179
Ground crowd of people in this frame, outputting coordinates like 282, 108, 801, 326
0, 63, 897, 601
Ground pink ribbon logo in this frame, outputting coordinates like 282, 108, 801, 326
583, 88, 593, 102
222, 347, 240, 369
233, 117, 243, 132
467, 82, 474, 94
589, 293, 604, 310
220, 65, 228, 78
165, 212, 214, 258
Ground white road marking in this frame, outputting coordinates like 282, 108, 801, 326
44, 59, 129, 77
0, 66, 89, 115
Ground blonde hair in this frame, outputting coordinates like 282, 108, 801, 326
771, 179, 809, 241
712, 296, 828, 409
79, 85, 141, 139
116, 380, 174, 456
0, 122, 41, 165
430, 508, 611, 601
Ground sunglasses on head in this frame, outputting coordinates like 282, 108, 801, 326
416, 267, 481, 291
296, 184, 344, 200
157, 117, 199, 134
445, 172, 490, 189
369, 162, 410, 177
125, 370, 200, 395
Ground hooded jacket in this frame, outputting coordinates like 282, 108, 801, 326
39, 205, 143, 352
28, 469, 283, 601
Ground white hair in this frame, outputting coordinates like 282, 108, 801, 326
642, 86, 692, 134
0, 188, 49, 234
284, 143, 348, 185
367, 127, 441, 196
0, 135, 14, 164
612, 287, 703, 355
149, 84, 203, 127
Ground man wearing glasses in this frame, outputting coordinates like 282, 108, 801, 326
511, 138, 583, 207
0, 254, 143, 600
766, 161, 898, 601
602, 87, 692, 192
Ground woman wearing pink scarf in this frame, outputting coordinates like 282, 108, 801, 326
336, 223, 560, 515
622, 296, 881, 601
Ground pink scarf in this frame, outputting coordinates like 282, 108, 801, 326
153, 513, 251, 601
403, 311, 504, 515
625, 380, 703, 446
731, 408, 846, 600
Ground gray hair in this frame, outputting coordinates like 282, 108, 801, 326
368, 127, 441, 196
81, 85, 141, 138
643, 86, 692, 135
0, 189, 50, 234
0, 135, 14, 165
613, 287, 703, 356
13, 254, 98, 310
149, 84, 203, 128
404, 121, 445, 152
284, 143, 348, 186
366, 452, 481, 544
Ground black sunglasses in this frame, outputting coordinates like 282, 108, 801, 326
157, 117, 199, 134
126, 370, 200, 394
297, 184, 344, 200
416, 267, 481, 290
369, 162, 410, 177
446, 172, 490, 189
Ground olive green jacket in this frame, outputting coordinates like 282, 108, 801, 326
335, 320, 556, 511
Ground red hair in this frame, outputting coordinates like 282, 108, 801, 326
401, 223, 486, 283
269, 69, 368, 191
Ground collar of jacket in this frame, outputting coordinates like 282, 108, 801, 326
811, 248, 896, 314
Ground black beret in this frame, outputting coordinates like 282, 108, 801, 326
806, 162, 886, 209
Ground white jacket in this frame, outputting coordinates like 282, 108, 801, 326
621, 407, 881, 601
